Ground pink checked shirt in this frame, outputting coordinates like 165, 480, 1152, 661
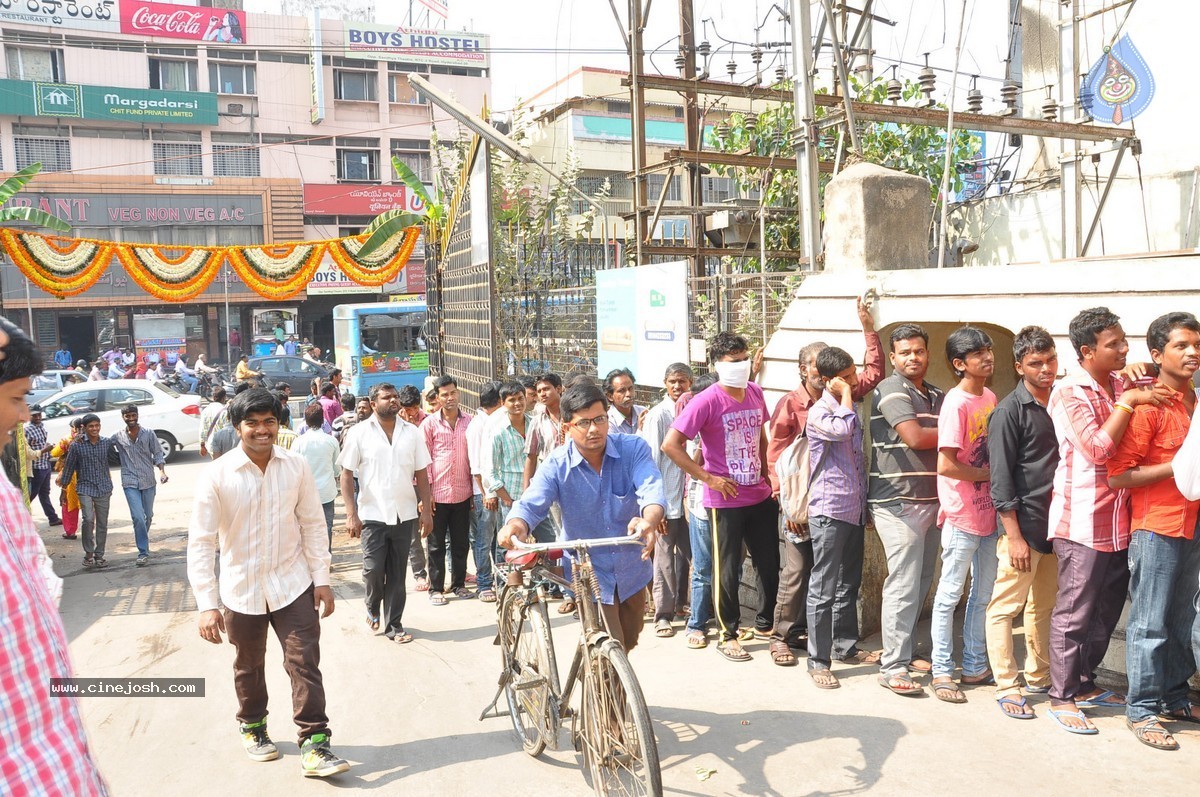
1047, 369, 1131, 552
0, 476, 108, 796
421, 409, 474, 504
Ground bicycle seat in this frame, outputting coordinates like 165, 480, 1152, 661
504, 549, 564, 569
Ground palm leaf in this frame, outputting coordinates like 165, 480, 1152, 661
357, 210, 425, 258
0, 162, 44, 206
390, 156, 434, 208
0, 206, 71, 232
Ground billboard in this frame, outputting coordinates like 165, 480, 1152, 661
595, 261, 689, 382
120, 1, 248, 44
303, 184, 429, 216
1, 193, 262, 227
344, 24, 489, 68
0, 1, 119, 33
0, 79, 218, 125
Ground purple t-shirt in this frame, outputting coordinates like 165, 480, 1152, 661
671, 381, 772, 509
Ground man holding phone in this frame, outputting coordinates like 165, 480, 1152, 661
112, 405, 168, 567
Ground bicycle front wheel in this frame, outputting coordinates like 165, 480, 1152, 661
500, 590, 559, 756
579, 639, 662, 796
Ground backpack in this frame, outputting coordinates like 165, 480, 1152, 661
776, 433, 815, 525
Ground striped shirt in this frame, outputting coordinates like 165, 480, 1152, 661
0, 476, 109, 796
806, 392, 866, 524
607, 403, 646, 435
61, 436, 115, 497
111, 426, 164, 490
200, 402, 229, 448
525, 404, 566, 466
868, 374, 943, 504
187, 445, 331, 614
486, 412, 532, 500
1046, 369, 1130, 552
421, 409, 474, 504
23, 421, 50, 470
639, 396, 686, 518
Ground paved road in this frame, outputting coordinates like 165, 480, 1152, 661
36, 450, 1200, 796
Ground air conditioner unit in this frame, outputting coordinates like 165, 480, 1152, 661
225, 103, 244, 115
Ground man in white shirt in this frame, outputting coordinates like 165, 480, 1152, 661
467, 381, 504, 601
175, 355, 199, 393
295, 403, 341, 549
338, 382, 433, 643
187, 388, 349, 779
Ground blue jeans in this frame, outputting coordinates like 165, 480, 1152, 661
179, 374, 198, 393
472, 493, 502, 591
931, 523, 998, 679
321, 501, 334, 550
1125, 530, 1200, 723
686, 509, 714, 633
123, 485, 157, 557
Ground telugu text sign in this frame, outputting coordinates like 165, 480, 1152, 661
0, 0, 118, 32
302, 184, 429, 216
120, 0, 248, 44
344, 24, 489, 68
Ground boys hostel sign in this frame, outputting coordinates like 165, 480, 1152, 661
0, 78, 217, 125
344, 24, 489, 68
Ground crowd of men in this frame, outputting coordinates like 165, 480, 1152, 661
7, 299, 1200, 792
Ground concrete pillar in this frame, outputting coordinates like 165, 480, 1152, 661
823, 161, 932, 272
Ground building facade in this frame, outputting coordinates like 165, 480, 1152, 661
0, 0, 489, 363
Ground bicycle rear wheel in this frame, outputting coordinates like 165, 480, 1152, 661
579, 639, 662, 796
499, 589, 559, 756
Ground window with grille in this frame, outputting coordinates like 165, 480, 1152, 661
212, 144, 260, 177
14, 137, 70, 172
390, 149, 431, 181
149, 58, 199, 92
334, 69, 377, 101
337, 149, 379, 182
208, 61, 256, 95
703, 176, 737, 204
6, 46, 65, 81
646, 174, 682, 201
153, 142, 203, 176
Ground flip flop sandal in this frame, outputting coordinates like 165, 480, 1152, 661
1048, 707, 1098, 735
558, 600, 577, 615
997, 696, 1036, 720
961, 671, 995, 686
1025, 684, 1051, 694
770, 640, 798, 667
737, 628, 756, 642
809, 668, 840, 689
654, 620, 675, 638
429, 592, 448, 606
878, 673, 923, 696
1127, 717, 1179, 750
1158, 705, 1200, 725
933, 680, 968, 704
367, 612, 380, 631
453, 587, 475, 599
415, 577, 430, 592
841, 649, 882, 665
478, 589, 497, 603
392, 632, 415, 644
908, 658, 932, 673
1076, 690, 1125, 709
717, 642, 752, 662
686, 631, 708, 650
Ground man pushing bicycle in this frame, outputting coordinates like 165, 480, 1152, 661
499, 383, 664, 652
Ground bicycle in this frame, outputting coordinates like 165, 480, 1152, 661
480, 537, 663, 797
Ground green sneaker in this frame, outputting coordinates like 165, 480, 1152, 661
300, 733, 349, 778
239, 720, 279, 762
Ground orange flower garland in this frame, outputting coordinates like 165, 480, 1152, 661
0, 227, 421, 301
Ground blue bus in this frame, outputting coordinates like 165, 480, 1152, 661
333, 298, 429, 398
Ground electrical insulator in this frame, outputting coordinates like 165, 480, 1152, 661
1041, 89, 1058, 121
727, 58, 738, 79
1000, 79, 1019, 116
886, 65, 902, 104
744, 112, 758, 133
774, 64, 787, 83
674, 51, 686, 72
751, 46, 763, 66
917, 54, 936, 107
715, 121, 731, 140
697, 40, 711, 59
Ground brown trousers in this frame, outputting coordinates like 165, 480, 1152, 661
224, 584, 330, 743
598, 587, 648, 653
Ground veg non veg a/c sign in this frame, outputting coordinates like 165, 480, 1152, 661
0, 79, 218, 125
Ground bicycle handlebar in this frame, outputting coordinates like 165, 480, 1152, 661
511, 536, 643, 553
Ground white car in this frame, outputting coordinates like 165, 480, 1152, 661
34, 379, 202, 463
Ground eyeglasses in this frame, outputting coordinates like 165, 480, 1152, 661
569, 414, 609, 430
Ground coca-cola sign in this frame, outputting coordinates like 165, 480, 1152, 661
120, 1, 248, 43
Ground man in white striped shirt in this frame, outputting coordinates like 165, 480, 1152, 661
188, 388, 350, 779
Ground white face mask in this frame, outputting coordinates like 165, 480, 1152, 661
714, 359, 752, 388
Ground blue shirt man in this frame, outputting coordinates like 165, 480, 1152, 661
500, 384, 663, 653
53, 348, 72, 369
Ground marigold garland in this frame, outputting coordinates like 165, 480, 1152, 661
0, 227, 423, 301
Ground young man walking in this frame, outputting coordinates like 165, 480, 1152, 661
23, 407, 62, 526
112, 405, 168, 567
640, 363, 695, 638
294, 403, 341, 548
1108, 312, 1200, 750
985, 326, 1061, 718
396, 383, 430, 589
468, 381, 505, 602
604, 368, 646, 434
59, 413, 115, 568
803, 347, 877, 686
868, 323, 943, 695
499, 383, 661, 653
931, 326, 1000, 704
664, 332, 780, 663
420, 376, 475, 606
1046, 307, 1168, 734
340, 383, 433, 643
187, 388, 349, 778
767, 298, 883, 659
